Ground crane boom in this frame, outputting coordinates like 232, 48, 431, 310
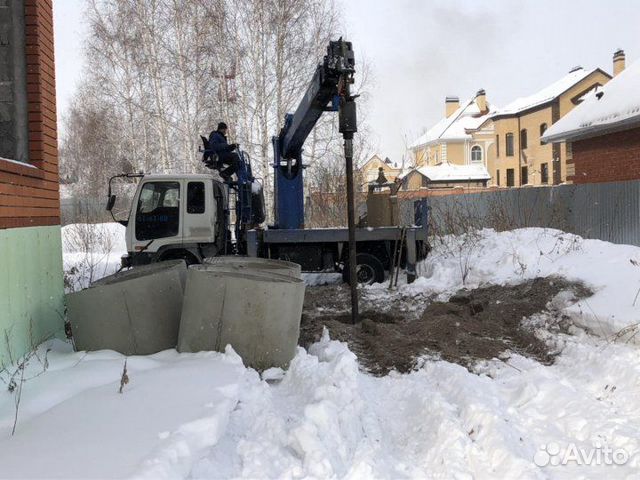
272, 39, 357, 229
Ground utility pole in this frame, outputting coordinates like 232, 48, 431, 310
337, 40, 359, 324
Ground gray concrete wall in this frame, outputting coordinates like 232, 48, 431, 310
0, 0, 28, 162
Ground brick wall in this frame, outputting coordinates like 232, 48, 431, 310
571, 126, 640, 184
0, 0, 59, 229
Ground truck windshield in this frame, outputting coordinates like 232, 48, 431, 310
135, 181, 180, 240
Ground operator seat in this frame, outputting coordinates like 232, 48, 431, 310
200, 135, 218, 168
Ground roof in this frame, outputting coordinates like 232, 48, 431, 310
493, 67, 607, 117
409, 162, 491, 182
410, 98, 496, 149
542, 60, 640, 143
361, 154, 400, 170
143, 173, 217, 180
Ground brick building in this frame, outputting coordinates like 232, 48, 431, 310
0, 0, 64, 363
543, 51, 640, 184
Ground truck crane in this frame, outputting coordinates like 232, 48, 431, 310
107, 40, 428, 285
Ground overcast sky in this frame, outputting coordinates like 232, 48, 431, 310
53, 0, 640, 163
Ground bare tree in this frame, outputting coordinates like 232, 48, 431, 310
61, 0, 373, 223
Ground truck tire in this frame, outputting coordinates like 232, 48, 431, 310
342, 253, 385, 285
159, 249, 200, 266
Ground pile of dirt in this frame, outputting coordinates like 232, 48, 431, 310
299, 277, 592, 375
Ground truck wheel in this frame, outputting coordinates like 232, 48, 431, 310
342, 253, 385, 285
159, 250, 200, 266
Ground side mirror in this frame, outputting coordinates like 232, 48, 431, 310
106, 194, 116, 211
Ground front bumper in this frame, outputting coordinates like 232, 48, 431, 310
121, 252, 153, 268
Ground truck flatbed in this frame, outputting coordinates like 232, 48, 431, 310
247, 225, 428, 282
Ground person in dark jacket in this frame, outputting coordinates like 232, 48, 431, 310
208, 122, 239, 180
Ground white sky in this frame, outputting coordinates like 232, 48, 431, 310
53, 0, 640, 163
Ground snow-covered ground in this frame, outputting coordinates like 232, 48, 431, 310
2, 226, 639, 478
62, 223, 127, 291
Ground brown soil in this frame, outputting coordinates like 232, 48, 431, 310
299, 277, 592, 375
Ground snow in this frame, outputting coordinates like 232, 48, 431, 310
0, 342, 246, 479
0, 157, 37, 169
2, 324, 640, 478
416, 161, 491, 182
59, 184, 75, 199
62, 223, 128, 291
410, 98, 496, 148
543, 59, 640, 142
496, 67, 598, 116
22, 225, 638, 478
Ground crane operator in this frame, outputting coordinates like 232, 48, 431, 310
208, 122, 239, 180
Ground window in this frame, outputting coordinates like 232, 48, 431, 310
506, 168, 515, 187
541, 163, 549, 184
187, 182, 206, 214
539, 123, 548, 144
471, 145, 483, 163
520, 129, 528, 150
496, 170, 500, 186
496, 134, 500, 157
566, 141, 573, 160
135, 181, 180, 240
506, 133, 514, 156
521, 166, 528, 185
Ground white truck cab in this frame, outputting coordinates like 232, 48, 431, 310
123, 174, 228, 266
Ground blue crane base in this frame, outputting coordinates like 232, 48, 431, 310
274, 166, 304, 230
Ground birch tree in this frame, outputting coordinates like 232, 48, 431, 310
60, 0, 374, 223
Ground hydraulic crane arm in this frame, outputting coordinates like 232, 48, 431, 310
272, 39, 357, 229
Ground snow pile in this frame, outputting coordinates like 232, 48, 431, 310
391, 228, 640, 339
3, 327, 640, 478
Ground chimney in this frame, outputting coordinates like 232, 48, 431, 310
613, 49, 626, 76
475, 89, 487, 114
445, 96, 459, 118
